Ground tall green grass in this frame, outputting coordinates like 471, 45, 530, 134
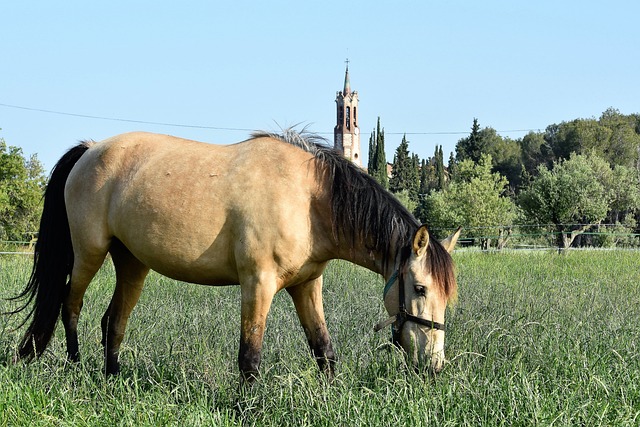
1, 251, 639, 426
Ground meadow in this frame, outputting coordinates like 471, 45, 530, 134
1, 250, 639, 426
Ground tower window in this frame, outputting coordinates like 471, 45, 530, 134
346, 106, 351, 130
353, 107, 357, 127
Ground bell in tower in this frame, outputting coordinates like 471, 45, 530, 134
334, 60, 361, 167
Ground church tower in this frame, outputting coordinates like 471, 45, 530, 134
334, 62, 361, 167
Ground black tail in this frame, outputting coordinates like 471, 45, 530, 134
9, 142, 91, 360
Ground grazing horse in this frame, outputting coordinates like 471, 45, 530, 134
11, 130, 460, 380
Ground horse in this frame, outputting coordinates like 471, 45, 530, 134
10, 130, 460, 381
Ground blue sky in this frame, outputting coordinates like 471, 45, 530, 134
1, 1, 639, 172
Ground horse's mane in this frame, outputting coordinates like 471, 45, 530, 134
250, 129, 457, 301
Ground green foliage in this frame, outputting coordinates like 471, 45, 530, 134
447, 151, 457, 182
389, 135, 420, 204
542, 108, 640, 169
417, 145, 446, 197
419, 158, 429, 195
483, 132, 522, 191
2, 251, 640, 425
519, 131, 547, 182
418, 154, 517, 247
0, 138, 46, 241
455, 121, 524, 192
453, 109, 640, 197
455, 118, 484, 163
517, 151, 638, 249
368, 117, 388, 189
391, 189, 417, 213
443, 109, 640, 250
519, 152, 610, 226
609, 165, 640, 220
589, 219, 638, 248
434, 145, 445, 191
389, 135, 412, 193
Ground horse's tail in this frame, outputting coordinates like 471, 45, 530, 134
9, 142, 91, 360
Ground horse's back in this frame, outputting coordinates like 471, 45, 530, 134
65, 132, 325, 285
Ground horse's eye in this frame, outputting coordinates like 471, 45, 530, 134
414, 285, 426, 296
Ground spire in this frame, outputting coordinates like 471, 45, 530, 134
343, 59, 351, 95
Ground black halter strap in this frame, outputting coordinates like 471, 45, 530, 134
381, 267, 446, 346
397, 272, 446, 331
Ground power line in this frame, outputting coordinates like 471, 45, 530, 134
0, 102, 254, 132
0, 101, 541, 136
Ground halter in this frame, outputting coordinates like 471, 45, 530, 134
374, 267, 446, 345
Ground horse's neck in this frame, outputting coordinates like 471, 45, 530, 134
333, 234, 403, 281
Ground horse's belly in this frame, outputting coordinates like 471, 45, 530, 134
124, 234, 238, 285
112, 201, 239, 285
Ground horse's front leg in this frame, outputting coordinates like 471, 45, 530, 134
238, 275, 277, 383
286, 276, 336, 378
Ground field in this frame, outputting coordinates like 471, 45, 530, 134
1, 251, 639, 426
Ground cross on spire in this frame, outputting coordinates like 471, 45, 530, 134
345, 58, 350, 70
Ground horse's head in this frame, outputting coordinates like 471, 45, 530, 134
376, 225, 460, 374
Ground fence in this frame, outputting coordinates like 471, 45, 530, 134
2, 224, 640, 255
0, 240, 36, 255
427, 223, 640, 252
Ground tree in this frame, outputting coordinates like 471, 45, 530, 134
434, 145, 445, 191
367, 117, 388, 189
419, 158, 429, 195
482, 131, 522, 192
520, 131, 546, 179
598, 108, 640, 170
0, 137, 46, 241
367, 130, 376, 172
447, 151, 457, 182
418, 154, 517, 249
417, 145, 445, 196
455, 118, 485, 163
389, 134, 420, 201
518, 152, 615, 251
542, 110, 640, 170
608, 164, 640, 223
389, 134, 412, 193
409, 153, 420, 201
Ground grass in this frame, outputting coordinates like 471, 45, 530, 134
1, 250, 639, 426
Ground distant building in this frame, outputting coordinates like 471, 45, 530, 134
334, 62, 361, 167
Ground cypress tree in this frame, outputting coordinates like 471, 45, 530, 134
367, 117, 388, 189
447, 151, 457, 183
419, 158, 429, 195
435, 145, 445, 191
390, 134, 411, 193
456, 118, 484, 163
374, 118, 388, 189
367, 130, 376, 172
409, 153, 420, 201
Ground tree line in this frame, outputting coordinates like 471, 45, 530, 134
2, 108, 639, 250
367, 108, 640, 250
0, 134, 45, 243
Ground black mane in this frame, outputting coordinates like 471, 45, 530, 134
252, 129, 418, 259
251, 129, 457, 300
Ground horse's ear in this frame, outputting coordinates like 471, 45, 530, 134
412, 225, 430, 258
440, 227, 462, 254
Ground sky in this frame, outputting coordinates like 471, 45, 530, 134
1, 1, 639, 173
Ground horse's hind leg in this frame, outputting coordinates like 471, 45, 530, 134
62, 251, 108, 362
101, 239, 149, 375
286, 276, 336, 377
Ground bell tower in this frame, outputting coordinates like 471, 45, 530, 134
334, 60, 361, 167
